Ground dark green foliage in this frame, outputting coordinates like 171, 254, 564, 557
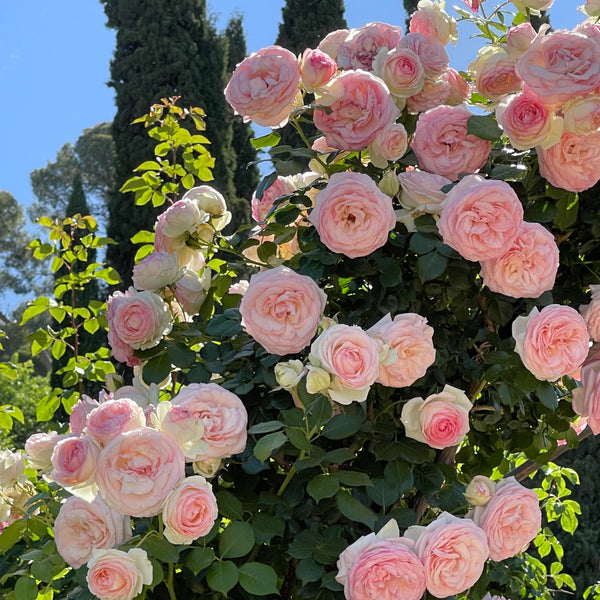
403, 0, 419, 30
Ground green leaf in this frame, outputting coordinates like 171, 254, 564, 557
286, 427, 313, 452
334, 471, 372, 487
554, 194, 578, 232
238, 562, 279, 596
252, 513, 285, 544
467, 114, 502, 141
336, 490, 377, 528
409, 233, 438, 255
417, 252, 447, 282
185, 547, 215, 575
216, 490, 245, 520
207, 561, 238, 595
297, 558, 325, 583
167, 343, 196, 368
254, 171, 278, 201
144, 533, 180, 563
321, 413, 364, 439
21, 303, 48, 324
247, 420, 284, 435
307, 474, 340, 503
130, 230, 155, 243
205, 312, 242, 338
0, 519, 26, 553
253, 431, 287, 462
142, 353, 172, 385
120, 176, 148, 193
14, 577, 38, 600
251, 132, 281, 149
51, 339, 66, 360
218, 520, 255, 559
36, 393, 61, 421
135, 160, 161, 171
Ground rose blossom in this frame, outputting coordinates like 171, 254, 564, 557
562, 95, 600, 136
408, 512, 489, 597
581, 0, 600, 17
399, 33, 449, 79
368, 123, 408, 168
308, 171, 396, 259
310, 323, 380, 404
87, 548, 153, 600
411, 105, 492, 181
513, 0, 554, 10
372, 47, 425, 99
401, 384, 472, 449
437, 176, 523, 262
482, 595, 508, 600
25, 431, 62, 471
444, 67, 470, 105
86, 398, 147, 446
479, 221, 559, 298
0, 450, 25, 487
469, 46, 521, 102
162, 475, 219, 544
368, 313, 436, 388
397, 169, 451, 230
313, 70, 400, 151
132, 251, 179, 291
465, 475, 496, 506
174, 267, 211, 317
409, 0, 458, 47
405, 74, 452, 113
580, 285, 600, 342
318, 28, 349, 61
182, 185, 228, 217
225, 45, 300, 128
505, 23, 536, 57
537, 131, 600, 193
300, 48, 337, 92
496, 90, 563, 151
512, 305, 590, 381
54, 496, 131, 569
337, 22, 402, 71
96, 427, 185, 517
239, 265, 326, 355
463, 0, 482, 12
572, 354, 600, 434
70, 394, 100, 435
472, 476, 541, 561
251, 175, 295, 223
51, 436, 99, 489
171, 383, 248, 459
516, 30, 600, 106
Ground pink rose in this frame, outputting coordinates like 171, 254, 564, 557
582, 0, 600, 17
411, 105, 492, 180
410, 512, 489, 597
86, 398, 147, 446
337, 22, 402, 71
239, 265, 326, 355
54, 496, 131, 569
368, 313, 436, 388
300, 48, 337, 92
562, 95, 600, 136
538, 130, 600, 193
465, 475, 496, 506
313, 70, 400, 151
437, 176, 523, 262
345, 539, 426, 600
174, 268, 211, 317
516, 30, 600, 106
86, 548, 153, 600
96, 427, 185, 517
224, 45, 300, 128
51, 436, 99, 489
409, 0, 458, 46
444, 68, 470, 105
573, 355, 600, 434
70, 394, 100, 435
132, 251, 179, 291
399, 33, 449, 79
310, 324, 380, 404
398, 169, 451, 215
470, 47, 521, 102
505, 23, 536, 56
0, 450, 25, 487
107, 288, 172, 355
308, 172, 396, 259
463, 0, 482, 12
472, 476, 541, 561
401, 384, 472, 449
156, 198, 201, 240
496, 90, 563, 151
513, 0, 554, 10
171, 383, 248, 459
162, 475, 219, 544
512, 305, 590, 381
580, 285, 600, 342
251, 176, 295, 223
372, 47, 425, 99
479, 221, 559, 298
405, 73, 453, 113
368, 123, 408, 168
317, 28, 349, 61
25, 431, 62, 471
182, 185, 228, 217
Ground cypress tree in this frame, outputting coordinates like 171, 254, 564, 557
101, 0, 237, 286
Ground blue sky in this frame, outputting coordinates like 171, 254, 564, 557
0, 0, 583, 215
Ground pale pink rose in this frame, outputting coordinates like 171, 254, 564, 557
157, 198, 202, 240
574, 21, 600, 46
96, 427, 185, 517
472, 477, 541, 561
300, 48, 337, 92
87, 548, 153, 600
182, 185, 228, 217
373, 47, 425, 99
228, 279, 249, 296
580, 285, 600, 342
513, 0, 554, 10
239, 265, 326, 355
107, 288, 172, 353
132, 251, 179, 291
171, 383, 248, 459
401, 385, 472, 449
337, 22, 402, 71
25, 431, 62, 470
444, 68, 470, 105
572, 355, 600, 434
152, 401, 207, 461
480, 221, 559, 298
411, 105, 492, 180
54, 496, 131, 569
86, 399, 146, 447
345, 538, 426, 600
538, 131, 600, 192
512, 305, 590, 381
482, 594, 508, 600
310, 324, 380, 397
70, 394, 100, 435
225, 45, 301, 128
308, 171, 396, 259
562, 94, 600, 136
437, 176, 523, 262
470, 47, 521, 102
368, 313, 436, 388
51, 436, 99, 489
411, 512, 488, 597
516, 30, 600, 106
463, 0, 482, 12
505, 23, 536, 57
368, 123, 408, 168
399, 33, 449, 79
251, 176, 295, 223
465, 475, 496, 506
398, 169, 451, 214
0, 450, 25, 487
582, 0, 600, 17
496, 90, 563, 150
162, 475, 218, 544
409, 0, 458, 46
318, 28, 350, 61
106, 327, 140, 368
405, 72, 453, 113
174, 268, 211, 316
